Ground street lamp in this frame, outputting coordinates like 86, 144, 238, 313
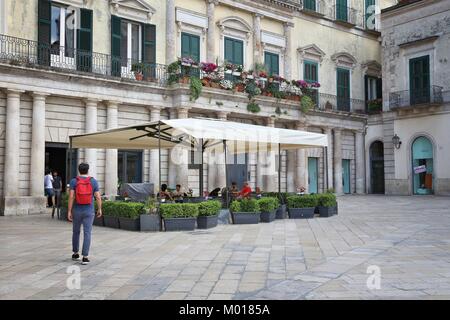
392, 134, 402, 149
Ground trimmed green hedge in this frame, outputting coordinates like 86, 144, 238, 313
258, 197, 279, 212
317, 193, 337, 207
286, 195, 318, 208
61, 193, 69, 208
198, 201, 222, 217
102, 201, 145, 219
160, 203, 199, 218
230, 198, 260, 214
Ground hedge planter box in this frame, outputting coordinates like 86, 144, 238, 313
140, 214, 161, 232
103, 216, 120, 229
164, 217, 196, 231
275, 205, 286, 219
232, 212, 260, 224
288, 208, 315, 219
260, 211, 276, 223
318, 206, 337, 218
93, 216, 104, 226
119, 217, 140, 231
197, 215, 218, 229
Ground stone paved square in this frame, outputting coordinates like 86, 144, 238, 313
1, 195, 450, 300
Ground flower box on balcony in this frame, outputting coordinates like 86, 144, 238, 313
232, 71, 241, 76
225, 70, 232, 74
246, 75, 254, 80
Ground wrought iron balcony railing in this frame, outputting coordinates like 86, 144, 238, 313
0, 34, 167, 85
314, 92, 366, 113
331, 4, 360, 26
389, 86, 445, 109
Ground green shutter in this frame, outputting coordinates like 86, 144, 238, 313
224, 37, 233, 63
38, 0, 51, 66
77, 9, 93, 72
233, 39, 243, 66
111, 15, 122, 77
142, 24, 156, 79
304, 0, 316, 11
336, 0, 348, 21
409, 55, 430, 105
181, 33, 200, 62
337, 68, 350, 111
304, 61, 318, 82
265, 52, 279, 76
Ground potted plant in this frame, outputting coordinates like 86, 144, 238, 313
246, 70, 254, 79
140, 197, 161, 231
117, 202, 144, 231
258, 197, 279, 223
234, 81, 246, 92
103, 201, 120, 228
233, 65, 243, 76
197, 200, 221, 229
286, 194, 318, 219
317, 193, 337, 217
131, 62, 144, 81
230, 198, 260, 224
160, 203, 198, 231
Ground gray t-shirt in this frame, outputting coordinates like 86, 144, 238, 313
70, 176, 99, 215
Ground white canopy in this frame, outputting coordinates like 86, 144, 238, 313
70, 118, 328, 151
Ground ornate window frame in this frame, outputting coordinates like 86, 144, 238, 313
217, 16, 252, 67
109, 0, 156, 24
297, 44, 325, 82
261, 30, 286, 77
176, 7, 208, 62
331, 51, 357, 71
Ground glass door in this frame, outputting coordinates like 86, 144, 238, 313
308, 157, 319, 194
342, 159, 351, 194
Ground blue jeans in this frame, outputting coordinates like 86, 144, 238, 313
72, 211, 95, 257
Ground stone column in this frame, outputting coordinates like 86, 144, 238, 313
355, 129, 365, 194
168, 108, 178, 187
283, 22, 293, 80
104, 101, 118, 199
3, 89, 23, 198
324, 127, 333, 191
286, 125, 296, 192
206, 0, 218, 62
176, 107, 190, 190
166, 0, 176, 64
149, 106, 161, 191
214, 111, 228, 190
295, 121, 308, 193
84, 99, 98, 178
253, 14, 263, 65
30, 93, 49, 197
264, 117, 277, 192
333, 128, 343, 195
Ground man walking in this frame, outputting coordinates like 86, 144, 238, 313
44, 170, 54, 208
68, 163, 102, 265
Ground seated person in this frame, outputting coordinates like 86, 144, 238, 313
159, 184, 173, 201
229, 182, 239, 199
239, 182, 252, 199
255, 187, 262, 199
209, 188, 221, 198
296, 186, 306, 195
171, 184, 185, 203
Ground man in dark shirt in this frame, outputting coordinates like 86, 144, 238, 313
52, 171, 62, 218
68, 163, 102, 265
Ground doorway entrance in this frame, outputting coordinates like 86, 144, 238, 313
412, 136, 433, 195
342, 159, 351, 194
370, 141, 385, 194
308, 157, 319, 194
226, 153, 248, 189
45, 143, 78, 192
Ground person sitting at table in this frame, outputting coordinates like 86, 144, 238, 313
172, 184, 185, 203
209, 188, 221, 198
239, 182, 252, 199
229, 182, 239, 199
159, 184, 173, 201
255, 187, 262, 199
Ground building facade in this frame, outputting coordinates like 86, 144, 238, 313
0, 0, 397, 215
366, 0, 450, 196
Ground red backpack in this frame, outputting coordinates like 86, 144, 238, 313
75, 176, 93, 205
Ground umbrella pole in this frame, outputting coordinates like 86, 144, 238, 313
199, 139, 204, 198
68, 137, 72, 189
158, 121, 161, 196
324, 146, 328, 191
223, 140, 228, 208
278, 143, 281, 199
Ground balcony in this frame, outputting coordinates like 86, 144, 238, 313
389, 86, 446, 109
300, 0, 326, 17
332, 4, 360, 27
0, 34, 167, 85
314, 92, 366, 114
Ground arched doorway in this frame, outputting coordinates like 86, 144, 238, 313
370, 141, 385, 194
412, 136, 434, 195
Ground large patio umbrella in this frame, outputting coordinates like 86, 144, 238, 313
70, 118, 328, 201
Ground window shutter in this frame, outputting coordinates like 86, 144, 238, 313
38, 0, 51, 66
224, 38, 233, 63
234, 40, 243, 66
111, 15, 122, 77
77, 9, 93, 72
376, 78, 382, 100
190, 35, 200, 62
337, 68, 350, 111
142, 23, 156, 78
181, 33, 190, 59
